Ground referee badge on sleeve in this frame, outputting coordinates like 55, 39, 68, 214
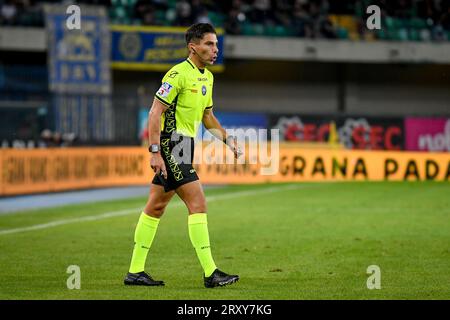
157, 82, 173, 98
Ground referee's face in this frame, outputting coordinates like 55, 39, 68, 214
192, 33, 219, 66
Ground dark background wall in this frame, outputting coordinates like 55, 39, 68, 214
113, 60, 450, 116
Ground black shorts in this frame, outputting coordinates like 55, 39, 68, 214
152, 133, 199, 192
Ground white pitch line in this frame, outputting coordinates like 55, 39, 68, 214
0, 184, 304, 236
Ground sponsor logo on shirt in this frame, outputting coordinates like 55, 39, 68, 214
168, 71, 178, 78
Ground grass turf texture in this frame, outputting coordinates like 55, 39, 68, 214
0, 182, 448, 300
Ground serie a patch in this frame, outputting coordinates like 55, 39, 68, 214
157, 82, 173, 98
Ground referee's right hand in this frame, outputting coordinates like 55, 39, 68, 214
150, 153, 167, 179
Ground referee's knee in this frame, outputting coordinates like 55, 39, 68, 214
187, 201, 207, 214
144, 202, 168, 218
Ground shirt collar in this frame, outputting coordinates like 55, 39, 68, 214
186, 57, 205, 73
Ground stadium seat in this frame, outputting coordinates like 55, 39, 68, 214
167, 0, 177, 9
408, 28, 421, 41
110, 6, 126, 20
252, 24, 265, 36
394, 18, 407, 29
384, 16, 395, 30
131, 19, 142, 26
409, 18, 427, 29
208, 12, 226, 27
336, 27, 349, 39
110, 0, 137, 25
241, 22, 253, 35
376, 28, 387, 40
102, 0, 449, 43
155, 10, 167, 25
242, 23, 265, 36
397, 28, 409, 41
420, 29, 431, 41
264, 25, 290, 37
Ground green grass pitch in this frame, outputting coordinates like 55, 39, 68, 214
0, 182, 449, 300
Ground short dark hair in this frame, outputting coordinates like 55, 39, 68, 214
185, 23, 216, 45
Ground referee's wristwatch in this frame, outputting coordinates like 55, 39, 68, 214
149, 144, 160, 153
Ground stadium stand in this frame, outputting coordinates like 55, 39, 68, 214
1, 1, 450, 148
1, 0, 450, 41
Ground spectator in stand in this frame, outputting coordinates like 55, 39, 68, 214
62, 132, 77, 147
313, 0, 337, 39
191, 0, 206, 21
322, 18, 338, 38
418, 0, 450, 40
416, 0, 440, 22
439, 3, 450, 30
77, 0, 112, 5
135, 0, 157, 25
151, 0, 168, 11
1, 0, 450, 39
249, 0, 274, 25
273, 0, 293, 28
432, 23, 447, 39
142, 9, 156, 25
224, 0, 247, 35
197, 0, 220, 12
224, 8, 243, 34
306, 0, 331, 38
38, 129, 51, 148
309, 1, 322, 37
51, 131, 63, 147
174, 0, 193, 26
190, 0, 213, 25
328, 0, 353, 14
393, 0, 413, 19
292, 0, 313, 37
1, 0, 18, 25
195, 8, 212, 24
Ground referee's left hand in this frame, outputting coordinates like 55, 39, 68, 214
150, 153, 167, 179
232, 145, 243, 159
226, 136, 242, 159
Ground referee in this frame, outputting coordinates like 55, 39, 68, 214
124, 23, 241, 288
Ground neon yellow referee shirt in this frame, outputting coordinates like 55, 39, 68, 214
154, 58, 214, 138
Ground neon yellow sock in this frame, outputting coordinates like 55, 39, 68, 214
129, 212, 160, 273
188, 213, 217, 277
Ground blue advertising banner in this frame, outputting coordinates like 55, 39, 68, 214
44, 5, 113, 142
111, 25, 224, 72
199, 111, 269, 141
213, 111, 268, 129
44, 5, 111, 94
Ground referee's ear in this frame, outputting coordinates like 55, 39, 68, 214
188, 42, 196, 55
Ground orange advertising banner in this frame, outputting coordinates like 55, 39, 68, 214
0, 148, 152, 196
0, 145, 448, 196
194, 146, 450, 184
